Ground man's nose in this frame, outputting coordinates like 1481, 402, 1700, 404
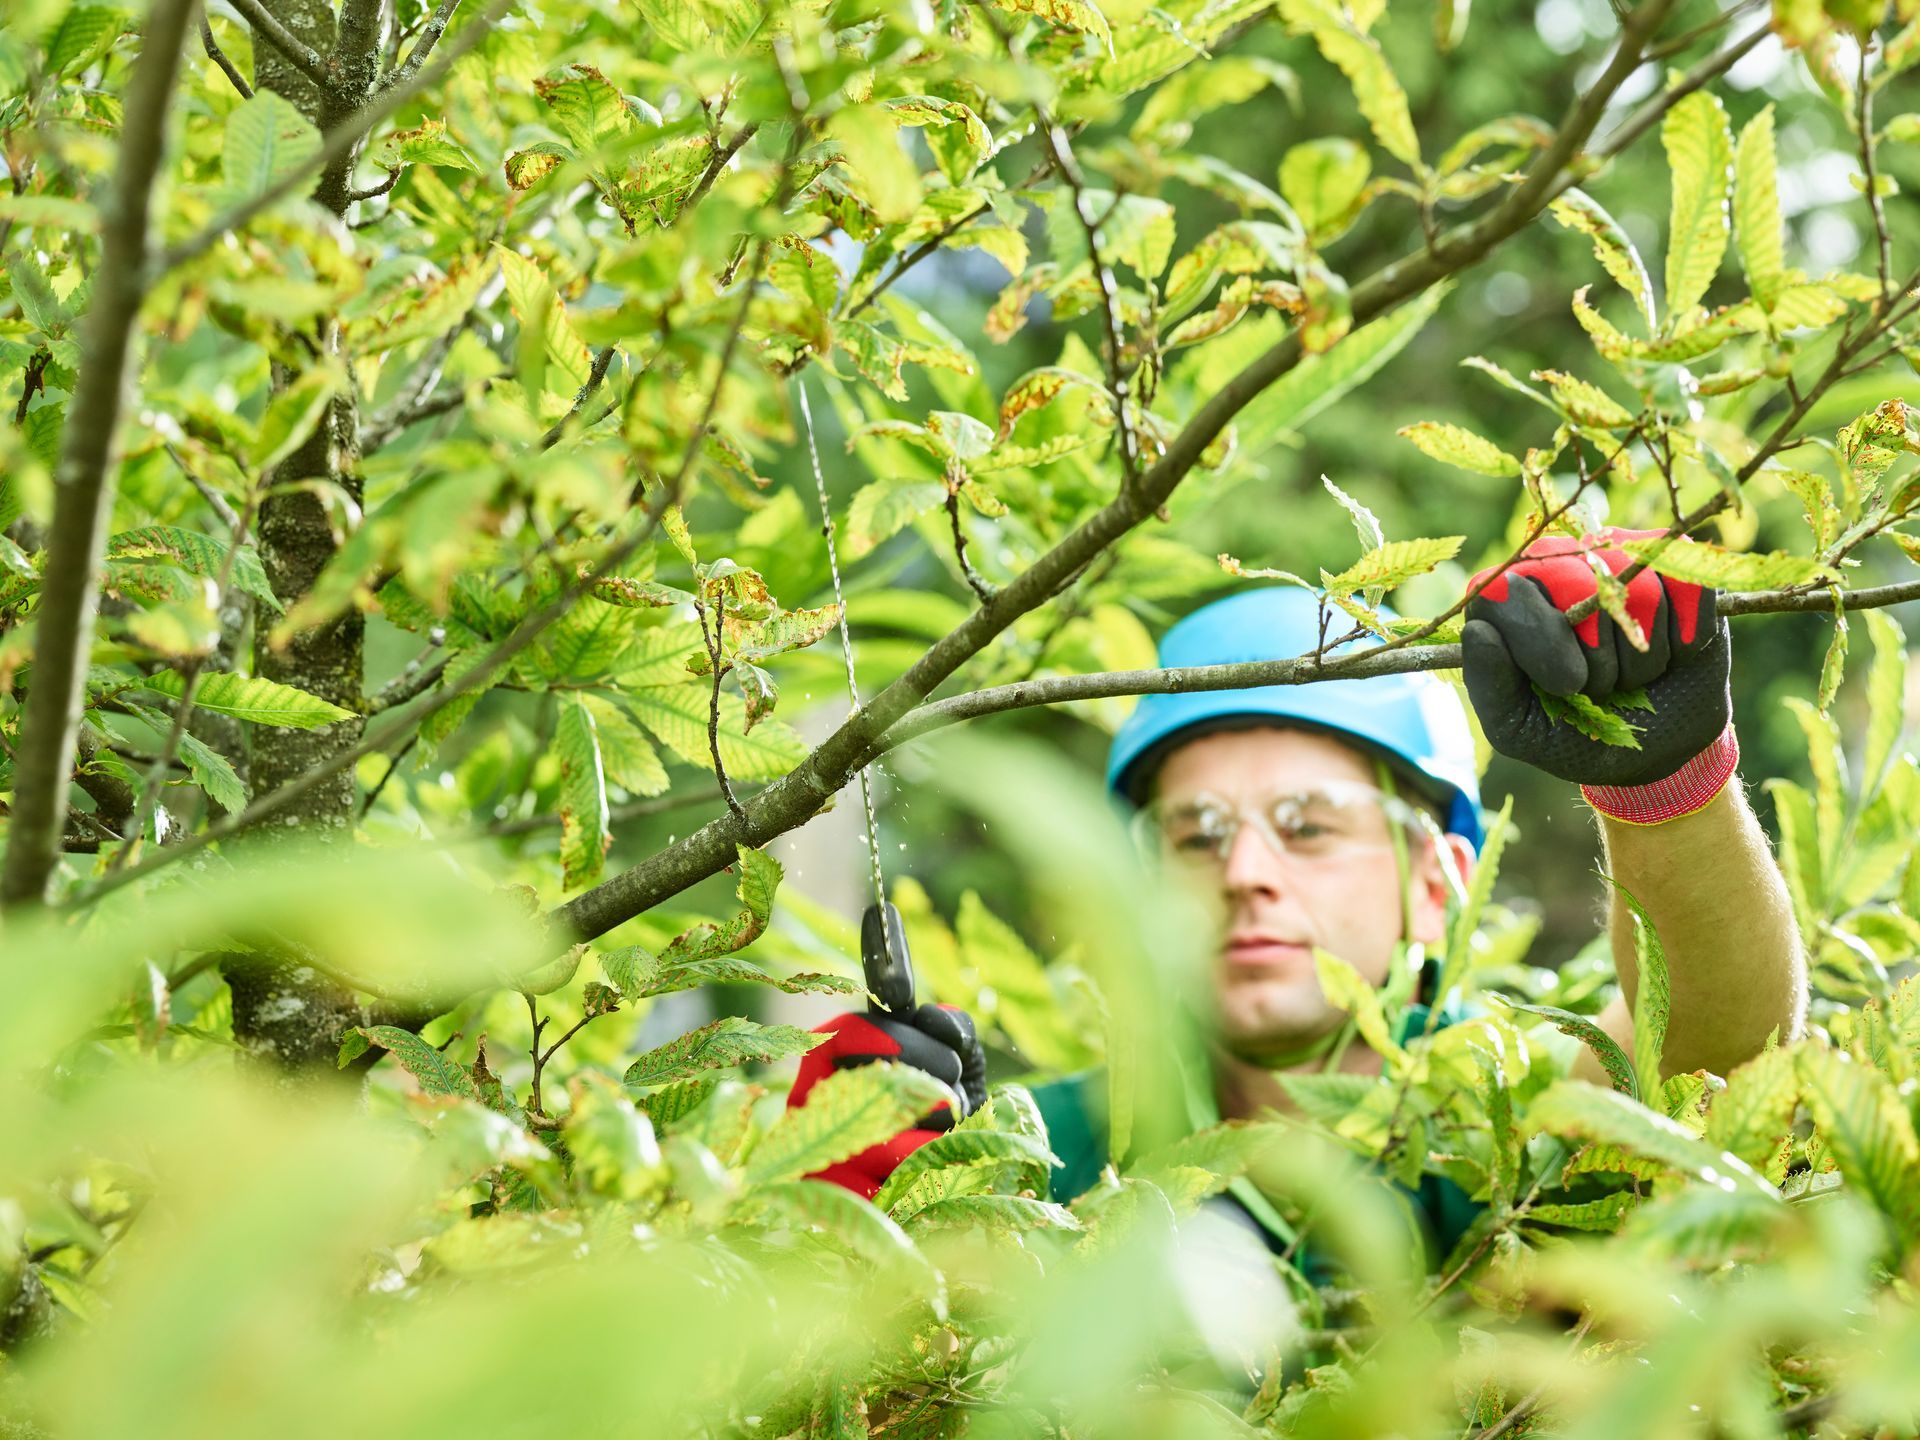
1220, 817, 1288, 900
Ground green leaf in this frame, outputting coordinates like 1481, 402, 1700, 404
1734, 105, 1786, 312
533, 65, 636, 152
848, 480, 944, 556
1536, 686, 1643, 749
1274, 1072, 1381, 1127
600, 948, 858, 1002
1796, 1045, 1920, 1245
1240, 285, 1446, 450
871, 1130, 1057, 1213
1819, 589, 1849, 713
1549, 189, 1656, 329
1397, 421, 1520, 477
1435, 795, 1513, 1009
1314, 949, 1404, 1062
658, 844, 783, 964
371, 117, 478, 172
747, 1064, 955, 1186
250, 368, 338, 471
496, 246, 593, 404
47, 6, 126, 76
1703, 1046, 1800, 1171
1606, 879, 1671, 1101
106, 526, 281, 616
1503, 1000, 1637, 1097
623, 1015, 826, 1089
1322, 474, 1384, 552
740, 1181, 944, 1307
578, 694, 669, 797
1535, 369, 1636, 428
222, 92, 322, 205
1863, 609, 1908, 800
1662, 90, 1735, 327
557, 696, 611, 890
883, 96, 991, 186
1322, 536, 1464, 597
1524, 1081, 1777, 1196
903, 1195, 1081, 1234
1277, 0, 1419, 167
1526, 1192, 1640, 1232
354, 1025, 479, 1098
1279, 138, 1370, 242
620, 681, 807, 779
1621, 535, 1831, 590
142, 671, 354, 729
346, 255, 495, 355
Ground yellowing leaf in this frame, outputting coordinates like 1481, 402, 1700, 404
142, 671, 354, 729
1534, 369, 1636, 428
557, 695, 611, 889
1662, 91, 1734, 327
1621, 535, 1831, 589
1734, 105, 1787, 312
1322, 536, 1464, 597
622, 1015, 826, 1088
1549, 189, 1656, 329
1397, 421, 1520, 476
1278, 0, 1419, 167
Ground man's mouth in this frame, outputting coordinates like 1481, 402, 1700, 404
1224, 934, 1312, 967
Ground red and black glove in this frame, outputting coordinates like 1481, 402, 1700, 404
787, 1003, 987, 1199
1462, 528, 1739, 823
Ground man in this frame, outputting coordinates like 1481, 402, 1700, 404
786, 529, 1807, 1259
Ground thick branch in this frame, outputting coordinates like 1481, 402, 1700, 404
547, 0, 1681, 945
224, 0, 332, 91
0, 0, 199, 908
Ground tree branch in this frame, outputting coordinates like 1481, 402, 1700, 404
545, 0, 1682, 946
539, 345, 618, 448
0, 0, 199, 908
223, 0, 333, 91
1857, 42, 1895, 304
157, 0, 517, 276
855, 578, 1920, 756
381, 0, 461, 93
198, 14, 253, 98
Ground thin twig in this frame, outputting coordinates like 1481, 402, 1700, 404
359, 733, 419, 817
347, 167, 400, 203
198, 15, 253, 98
163, 443, 242, 530
945, 488, 995, 602
224, 0, 334, 91
540, 345, 619, 448
1857, 42, 1895, 304
369, 650, 448, 714
682, 120, 759, 216
524, 990, 549, 1115
381, 0, 462, 92
700, 589, 745, 821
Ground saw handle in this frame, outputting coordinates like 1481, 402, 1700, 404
861, 901, 916, 1015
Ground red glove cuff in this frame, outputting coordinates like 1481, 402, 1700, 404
1580, 723, 1739, 826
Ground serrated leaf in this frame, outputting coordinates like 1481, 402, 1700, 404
251, 367, 338, 471
222, 92, 322, 204
557, 696, 611, 889
1278, 0, 1419, 166
1734, 106, 1786, 312
1863, 609, 1908, 799
1537, 686, 1643, 749
1398, 421, 1520, 477
904, 1195, 1081, 1234
871, 1130, 1057, 1213
1525, 1081, 1776, 1197
1621, 535, 1830, 589
372, 117, 479, 173
657, 844, 783, 964
1273, 1072, 1381, 1127
742, 1181, 944, 1308
106, 526, 282, 616
1662, 91, 1734, 327
1819, 590, 1849, 713
620, 682, 807, 779
985, 0, 1113, 46
1549, 189, 1656, 329
748, 1064, 955, 1186
1314, 949, 1404, 1062
1608, 879, 1671, 1102
844, 477, 943, 555
48, 5, 126, 76
1796, 1046, 1920, 1245
1535, 369, 1636, 428
1704, 1046, 1800, 1169
355, 1025, 479, 1098
601, 948, 857, 1001
623, 1015, 826, 1089
496, 245, 592, 404
1526, 1192, 1640, 1231
578, 693, 668, 796
1279, 138, 1370, 241
142, 670, 353, 729
1323, 536, 1464, 597
1503, 1000, 1637, 1097
346, 256, 496, 355
1241, 286, 1446, 450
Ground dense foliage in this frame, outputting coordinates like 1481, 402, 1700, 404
6, 0, 1920, 1432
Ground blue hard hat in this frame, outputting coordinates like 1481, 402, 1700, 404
1106, 587, 1485, 850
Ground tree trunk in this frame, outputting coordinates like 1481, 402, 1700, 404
223, 0, 384, 1069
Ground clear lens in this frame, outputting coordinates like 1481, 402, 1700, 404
1141, 782, 1429, 870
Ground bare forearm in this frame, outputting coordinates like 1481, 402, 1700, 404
1600, 782, 1806, 1079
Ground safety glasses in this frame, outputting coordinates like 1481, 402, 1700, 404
1132, 780, 1436, 872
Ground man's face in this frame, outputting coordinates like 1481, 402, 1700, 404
1148, 727, 1469, 1062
